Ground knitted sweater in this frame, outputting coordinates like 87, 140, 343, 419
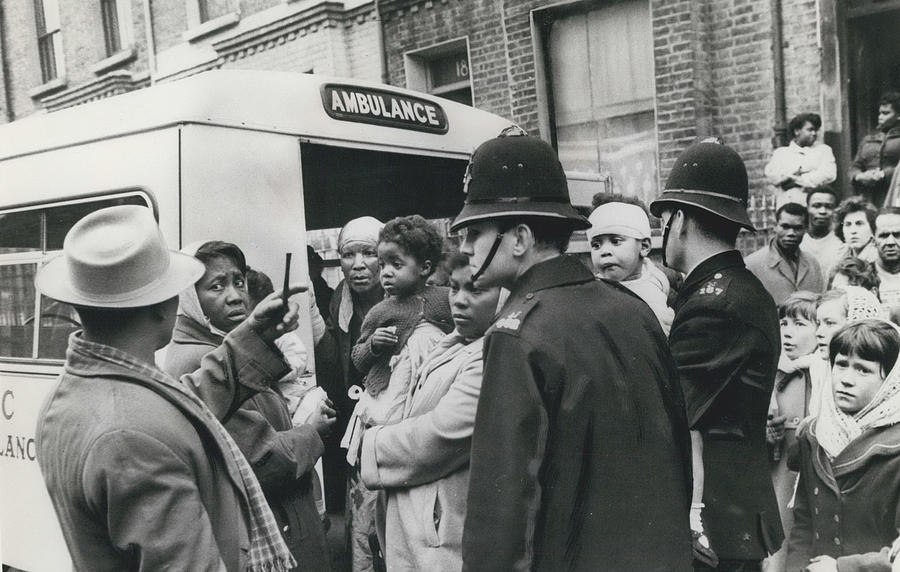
352, 285, 453, 395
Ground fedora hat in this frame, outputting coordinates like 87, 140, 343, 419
649, 139, 756, 232
450, 130, 590, 231
35, 205, 205, 308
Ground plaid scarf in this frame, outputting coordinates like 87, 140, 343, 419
69, 334, 296, 571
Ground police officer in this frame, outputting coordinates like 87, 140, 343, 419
455, 130, 692, 571
650, 140, 784, 571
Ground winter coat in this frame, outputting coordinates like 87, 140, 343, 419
461, 255, 693, 571
37, 327, 289, 571
744, 238, 826, 305
361, 333, 483, 571
165, 315, 330, 571
849, 125, 900, 206
786, 421, 900, 572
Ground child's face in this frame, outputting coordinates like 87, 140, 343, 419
780, 315, 817, 360
816, 299, 847, 359
377, 241, 430, 296
832, 352, 886, 415
590, 234, 648, 281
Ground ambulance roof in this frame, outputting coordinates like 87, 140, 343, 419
0, 70, 515, 161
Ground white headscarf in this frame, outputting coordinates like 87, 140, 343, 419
336, 217, 383, 333
814, 318, 900, 458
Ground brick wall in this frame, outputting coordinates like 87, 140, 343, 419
1, 0, 42, 120
781, 0, 821, 117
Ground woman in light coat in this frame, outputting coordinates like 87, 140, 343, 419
359, 253, 502, 571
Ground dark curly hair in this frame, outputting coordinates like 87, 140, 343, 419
829, 256, 880, 292
834, 196, 877, 242
193, 241, 247, 273
879, 91, 900, 116
379, 215, 444, 276
788, 113, 821, 137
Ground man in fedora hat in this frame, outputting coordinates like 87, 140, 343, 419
35, 205, 306, 571
456, 130, 692, 571
650, 140, 784, 571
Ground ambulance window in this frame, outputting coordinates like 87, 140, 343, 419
0, 263, 37, 358
0, 210, 41, 252
45, 195, 148, 251
300, 144, 468, 230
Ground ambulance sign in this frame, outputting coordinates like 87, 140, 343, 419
321, 84, 449, 134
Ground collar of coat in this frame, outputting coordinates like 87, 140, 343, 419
509, 254, 595, 298
679, 249, 745, 298
172, 314, 224, 347
801, 419, 900, 493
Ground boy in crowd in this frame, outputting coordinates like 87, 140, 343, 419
588, 199, 674, 334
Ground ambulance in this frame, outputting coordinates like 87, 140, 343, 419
0, 69, 601, 570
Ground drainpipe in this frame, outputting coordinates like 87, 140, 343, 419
142, 0, 157, 84
374, 0, 390, 85
0, 2, 15, 121
771, 0, 787, 147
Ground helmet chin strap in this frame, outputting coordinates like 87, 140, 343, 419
661, 211, 677, 269
471, 232, 506, 284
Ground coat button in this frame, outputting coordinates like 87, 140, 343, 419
814, 507, 819, 515
815, 532, 820, 540
814, 486, 819, 495
834, 537, 841, 545
526, 293, 534, 299
833, 514, 839, 523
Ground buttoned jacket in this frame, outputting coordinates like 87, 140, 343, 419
745, 238, 826, 305
786, 421, 900, 571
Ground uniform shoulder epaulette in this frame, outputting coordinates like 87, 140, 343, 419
696, 271, 734, 298
492, 296, 539, 335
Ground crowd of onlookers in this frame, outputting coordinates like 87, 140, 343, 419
28, 92, 900, 572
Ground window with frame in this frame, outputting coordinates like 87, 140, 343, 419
34, 0, 64, 83
197, 0, 233, 24
100, 0, 132, 57
0, 194, 151, 361
540, 0, 658, 205
405, 39, 474, 107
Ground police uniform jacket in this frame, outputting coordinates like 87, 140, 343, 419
670, 250, 784, 560
786, 420, 900, 571
461, 255, 693, 572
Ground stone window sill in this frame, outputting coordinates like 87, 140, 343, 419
28, 77, 67, 99
90, 46, 137, 75
184, 12, 240, 43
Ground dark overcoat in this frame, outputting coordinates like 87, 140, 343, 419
669, 250, 784, 561
461, 255, 693, 572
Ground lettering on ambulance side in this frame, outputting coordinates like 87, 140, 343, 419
321, 84, 449, 134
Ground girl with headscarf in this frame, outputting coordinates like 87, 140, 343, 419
786, 319, 900, 571
165, 240, 335, 571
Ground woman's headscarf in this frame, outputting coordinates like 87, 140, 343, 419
336, 217, 383, 333
177, 241, 231, 338
814, 318, 900, 458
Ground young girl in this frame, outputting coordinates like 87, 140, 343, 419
767, 292, 820, 572
342, 214, 453, 572
787, 319, 900, 571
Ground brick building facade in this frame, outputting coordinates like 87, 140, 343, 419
1, 0, 899, 240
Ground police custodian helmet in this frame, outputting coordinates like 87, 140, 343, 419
649, 139, 756, 232
450, 128, 591, 232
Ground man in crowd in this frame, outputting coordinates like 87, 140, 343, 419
764, 113, 836, 207
35, 205, 305, 571
875, 207, 900, 315
457, 131, 692, 571
799, 186, 844, 278
650, 140, 784, 571
850, 91, 900, 207
745, 202, 825, 304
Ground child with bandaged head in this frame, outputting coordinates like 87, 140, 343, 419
587, 200, 674, 334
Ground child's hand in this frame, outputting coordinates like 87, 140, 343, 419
371, 326, 399, 353
308, 399, 337, 437
805, 555, 837, 572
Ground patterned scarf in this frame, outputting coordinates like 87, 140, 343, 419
814, 319, 900, 458
72, 334, 296, 571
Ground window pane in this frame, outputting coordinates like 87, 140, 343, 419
37, 297, 81, 360
0, 211, 41, 253
42, 0, 61, 31
45, 195, 149, 251
101, 0, 122, 56
0, 264, 37, 358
